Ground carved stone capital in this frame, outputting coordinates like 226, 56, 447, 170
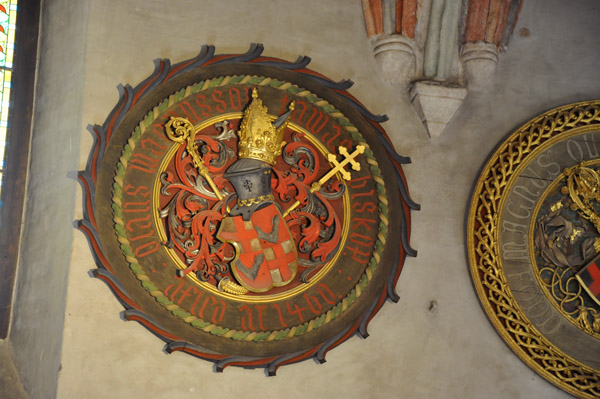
373, 34, 416, 89
461, 42, 499, 91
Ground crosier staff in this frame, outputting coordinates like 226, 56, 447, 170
165, 116, 226, 201
166, 116, 365, 219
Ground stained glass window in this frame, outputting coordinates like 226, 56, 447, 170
0, 0, 17, 209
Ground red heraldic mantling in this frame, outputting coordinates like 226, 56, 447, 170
218, 205, 298, 293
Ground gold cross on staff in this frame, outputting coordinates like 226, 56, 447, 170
165, 116, 225, 201
282, 144, 365, 217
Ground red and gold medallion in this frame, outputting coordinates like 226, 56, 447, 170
78, 45, 417, 373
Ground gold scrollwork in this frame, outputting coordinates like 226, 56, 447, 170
564, 161, 600, 234
529, 162, 600, 338
467, 101, 600, 399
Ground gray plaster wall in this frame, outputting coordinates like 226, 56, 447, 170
5, 1, 88, 398
6, 0, 590, 398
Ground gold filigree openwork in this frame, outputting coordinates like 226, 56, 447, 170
467, 101, 600, 399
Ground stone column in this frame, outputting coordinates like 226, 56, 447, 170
362, 0, 524, 138
461, 0, 523, 91
363, 0, 418, 88
461, 42, 499, 91
373, 34, 416, 89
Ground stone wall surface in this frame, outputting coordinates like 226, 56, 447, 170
5, 1, 88, 398
28, 0, 599, 398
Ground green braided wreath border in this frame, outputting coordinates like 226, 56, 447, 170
111, 75, 390, 342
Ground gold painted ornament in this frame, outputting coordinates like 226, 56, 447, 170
77, 45, 418, 373
466, 101, 600, 398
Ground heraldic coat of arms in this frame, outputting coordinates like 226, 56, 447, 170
467, 101, 600, 398
78, 45, 417, 372
163, 88, 364, 296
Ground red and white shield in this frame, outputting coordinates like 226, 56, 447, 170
577, 255, 600, 306
217, 204, 298, 292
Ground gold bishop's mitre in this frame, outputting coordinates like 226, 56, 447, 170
237, 88, 294, 165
